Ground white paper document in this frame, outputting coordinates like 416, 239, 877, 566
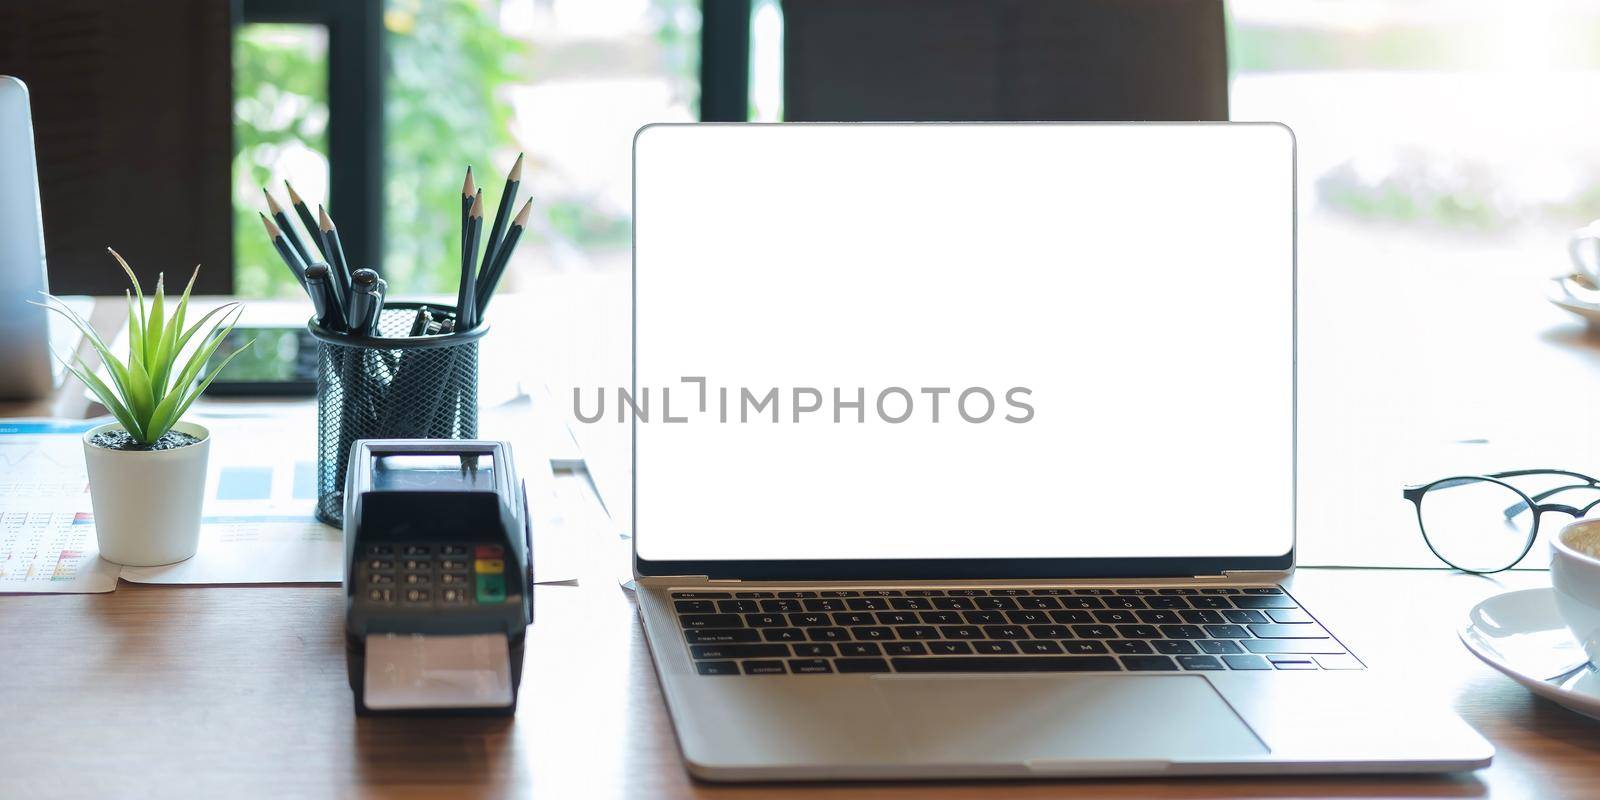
0, 419, 121, 593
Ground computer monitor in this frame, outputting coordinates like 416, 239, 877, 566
0, 76, 52, 400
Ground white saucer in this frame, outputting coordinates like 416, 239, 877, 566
1459, 587, 1600, 720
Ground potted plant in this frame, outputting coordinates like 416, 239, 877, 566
38, 249, 249, 566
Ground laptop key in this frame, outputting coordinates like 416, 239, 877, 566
1201, 588, 1238, 594
690, 643, 789, 659
1109, 640, 1152, 655
1076, 589, 1116, 595
904, 589, 945, 596
735, 591, 774, 598
932, 598, 976, 610
1159, 625, 1208, 640
685, 629, 759, 644
789, 659, 834, 674
1154, 640, 1198, 655
839, 642, 882, 656
1063, 641, 1109, 655
790, 613, 832, 627
793, 643, 837, 658
808, 627, 849, 642
963, 611, 1007, 625
835, 658, 891, 674
1188, 596, 1233, 609
1058, 597, 1103, 609
884, 642, 930, 656
1243, 587, 1284, 594
674, 600, 715, 613
832, 612, 874, 626
878, 612, 919, 626
853, 627, 894, 641
745, 614, 786, 627
929, 641, 975, 655
1137, 610, 1182, 625
1270, 658, 1319, 670
1244, 639, 1348, 655
1102, 596, 1146, 610
1233, 595, 1296, 609
742, 660, 787, 675
1145, 596, 1187, 609
821, 590, 860, 598
890, 598, 932, 610
1027, 624, 1074, 639
1030, 588, 1073, 595
975, 597, 1019, 610
777, 591, 817, 598
1019, 640, 1064, 655
921, 611, 963, 625
1222, 655, 1272, 670
1204, 624, 1250, 639
1002, 611, 1047, 626
990, 588, 1030, 596
803, 599, 845, 612
846, 598, 888, 611
939, 625, 984, 640
1115, 624, 1161, 639
1120, 656, 1179, 671
1018, 597, 1062, 610
1072, 625, 1116, 639
862, 589, 902, 597
948, 589, 986, 596
1224, 609, 1269, 624
1177, 655, 1225, 671
680, 614, 742, 629
1049, 610, 1094, 625
716, 600, 759, 613
1157, 588, 1199, 595
674, 591, 733, 599
1180, 610, 1225, 625
1268, 608, 1314, 624
1116, 588, 1158, 595
695, 661, 740, 675
974, 641, 1019, 655
892, 656, 1121, 673
1249, 623, 1330, 639
760, 599, 802, 613
1197, 639, 1243, 655
764, 628, 807, 642
897, 626, 939, 640
984, 625, 1028, 640
1093, 610, 1138, 625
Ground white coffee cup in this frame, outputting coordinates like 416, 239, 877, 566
1552, 518, 1600, 668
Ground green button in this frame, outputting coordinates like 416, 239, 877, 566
476, 573, 506, 604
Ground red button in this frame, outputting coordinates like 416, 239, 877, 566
474, 544, 503, 558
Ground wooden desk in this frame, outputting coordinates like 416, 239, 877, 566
5, 297, 1600, 798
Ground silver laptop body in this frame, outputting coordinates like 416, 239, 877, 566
630, 122, 1492, 781
0, 77, 53, 401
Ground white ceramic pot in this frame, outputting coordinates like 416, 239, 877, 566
82, 421, 210, 566
1552, 518, 1600, 669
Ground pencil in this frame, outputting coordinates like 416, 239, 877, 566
461, 166, 475, 273
259, 212, 309, 290
480, 153, 522, 282
318, 204, 353, 317
456, 190, 484, 330
262, 188, 314, 270
284, 180, 329, 262
476, 198, 532, 316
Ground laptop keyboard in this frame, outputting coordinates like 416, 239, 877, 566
670, 586, 1361, 676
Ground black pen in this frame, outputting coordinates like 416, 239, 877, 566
303, 263, 347, 332
348, 268, 381, 337
409, 305, 433, 337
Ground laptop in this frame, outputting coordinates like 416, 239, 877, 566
0, 76, 53, 400
629, 122, 1492, 780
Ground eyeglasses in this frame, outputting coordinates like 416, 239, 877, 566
1402, 469, 1600, 573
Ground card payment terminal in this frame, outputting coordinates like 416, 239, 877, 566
342, 439, 533, 715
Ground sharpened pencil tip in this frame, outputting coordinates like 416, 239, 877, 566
318, 205, 334, 231
509, 152, 524, 181
262, 187, 283, 215
513, 197, 534, 227
284, 180, 305, 206
464, 166, 475, 196
469, 190, 485, 217
260, 211, 281, 238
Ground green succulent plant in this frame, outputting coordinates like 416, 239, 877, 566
37, 248, 251, 445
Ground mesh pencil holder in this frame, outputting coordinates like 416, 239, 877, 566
309, 302, 486, 526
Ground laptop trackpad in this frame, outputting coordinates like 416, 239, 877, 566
874, 675, 1268, 768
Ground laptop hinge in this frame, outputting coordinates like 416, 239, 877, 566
1212, 568, 1292, 583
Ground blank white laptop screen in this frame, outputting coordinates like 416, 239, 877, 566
633, 123, 1294, 564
